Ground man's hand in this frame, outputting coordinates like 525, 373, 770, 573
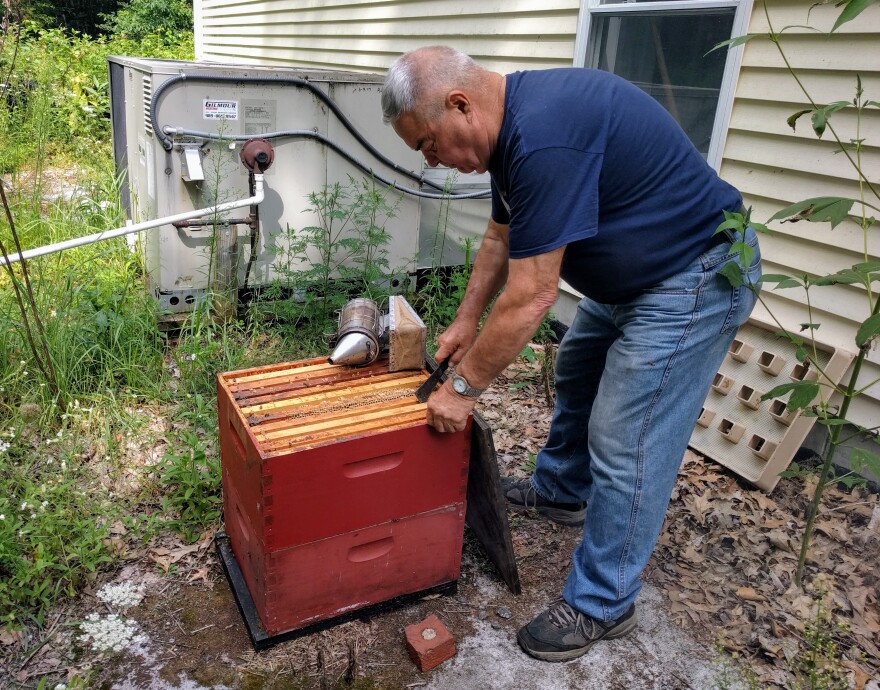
426, 380, 476, 433
435, 317, 478, 365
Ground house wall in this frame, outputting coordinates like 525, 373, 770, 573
195, 0, 581, 74
719, 0, 880, 427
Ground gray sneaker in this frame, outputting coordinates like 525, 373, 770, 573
501, 477, 586, 526
517, 599, 637, 662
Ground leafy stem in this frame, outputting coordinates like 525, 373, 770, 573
764, 2, 880, 201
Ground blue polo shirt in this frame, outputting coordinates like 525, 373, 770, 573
489, 68, 743, 304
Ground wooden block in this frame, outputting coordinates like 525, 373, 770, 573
388, 295, 426, 372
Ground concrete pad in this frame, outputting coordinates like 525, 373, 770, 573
423, 583, 728, 690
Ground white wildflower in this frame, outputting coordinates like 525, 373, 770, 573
0, 514, 5, 520
30, 512, 36, 519
22, 371, 27, 376
97, 581, 146, 610
0, 441, 10, 453
55, 684, 67, 690
78, 613, 143, 653
189, 353, 197, 361
20, 501, 27, 510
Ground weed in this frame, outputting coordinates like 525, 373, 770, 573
149, 396, 221, 542
518, 452, 537, 474
416, 238, 474, 350
0, 440, 113, 624
257, 177, 400, 341
708, 648, 762, 690
790, 590, 850, 690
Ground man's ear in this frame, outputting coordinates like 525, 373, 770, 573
446, 90, 471, 114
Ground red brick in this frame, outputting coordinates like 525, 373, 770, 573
405, 614, 456, 672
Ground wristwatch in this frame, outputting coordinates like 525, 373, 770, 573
450, 372, 484, 399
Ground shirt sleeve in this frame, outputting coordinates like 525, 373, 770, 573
490, 179, 510, 225
505, 147, 602, 258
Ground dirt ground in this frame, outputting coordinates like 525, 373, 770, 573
3, 351, 879, 690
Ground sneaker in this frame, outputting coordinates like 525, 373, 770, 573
500, 476, 586, 526
517, 599, 637, 662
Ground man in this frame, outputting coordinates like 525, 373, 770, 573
382, 46, 760, 662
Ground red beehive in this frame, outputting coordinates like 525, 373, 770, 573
217, 357, 471, 638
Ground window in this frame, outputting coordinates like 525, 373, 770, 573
574, 0, 752, 169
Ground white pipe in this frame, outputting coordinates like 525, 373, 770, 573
0, 175, 265, 266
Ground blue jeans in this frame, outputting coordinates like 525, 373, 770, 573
532, 227, 761, 621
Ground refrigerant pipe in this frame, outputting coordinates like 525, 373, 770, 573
0, 175, 265, 267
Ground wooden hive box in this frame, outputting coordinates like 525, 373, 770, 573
217, 357, 471, 640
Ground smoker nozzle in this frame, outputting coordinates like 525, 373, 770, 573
328, 332, 379, 366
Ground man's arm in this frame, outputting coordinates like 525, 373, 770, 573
426, 245, 565, 433
434, 219, 511, 365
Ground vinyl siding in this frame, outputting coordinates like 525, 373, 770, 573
195, 0, 581, 74
719, 0, 880, 426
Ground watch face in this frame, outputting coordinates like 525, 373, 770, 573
452, 376, 467, 394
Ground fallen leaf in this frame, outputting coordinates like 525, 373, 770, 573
736, 587, 765, 602
689, 491, 711, 526
0, 627, 23, 646
187, 567, 211, 585
841, 660, 870, 690
151, 554, 173, 573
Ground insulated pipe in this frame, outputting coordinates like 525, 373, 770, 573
150, 73, 433, 188
0, 175, 266, 266
163, 127, 491, 201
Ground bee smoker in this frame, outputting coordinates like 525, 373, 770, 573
328, 298, 386, 366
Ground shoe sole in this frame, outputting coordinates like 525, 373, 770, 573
507, 502, 586, 527
516, 614, 637, 662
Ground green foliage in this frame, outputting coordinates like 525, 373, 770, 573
518, 452, 537, 474
101, 0, 193, 40
0, 429, 113, 624
20, 0, 122, 35
257, 178, 401, 341
417, 239, 475, 350
0, 22, 193, 166
150, 395, 221, 542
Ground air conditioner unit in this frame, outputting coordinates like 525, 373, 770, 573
107, 57, 490, 320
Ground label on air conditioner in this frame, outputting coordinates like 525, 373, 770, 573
203, 100, 238, 120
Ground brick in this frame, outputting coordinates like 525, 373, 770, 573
405, 614, 456, 672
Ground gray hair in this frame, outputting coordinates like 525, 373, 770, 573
382, 46, 482, 125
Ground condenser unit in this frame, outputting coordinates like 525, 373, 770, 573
107, 57, 490, 321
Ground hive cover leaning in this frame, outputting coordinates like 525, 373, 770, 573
216, 357, 471, 644
689, 318, 854, 492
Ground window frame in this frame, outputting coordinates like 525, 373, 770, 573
573, 0, 754, 171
